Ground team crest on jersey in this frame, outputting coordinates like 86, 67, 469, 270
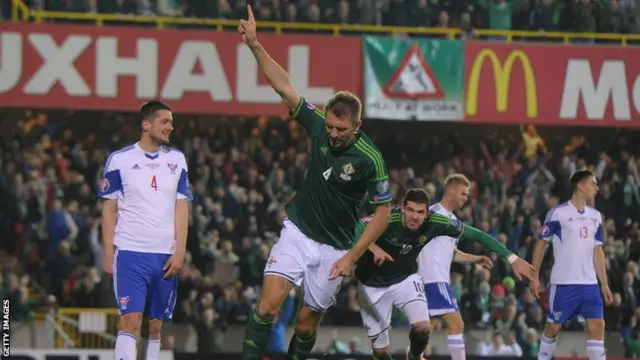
99, 178, 109, 192
417, 235, 427, 244
267, 257, 277, 267
119, 296, 130, 310
320, 145, 328, 154
167, 163, 178, 174
340, 163, 355, 181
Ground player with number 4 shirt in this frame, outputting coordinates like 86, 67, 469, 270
237, 5, 393, 360
99, 101, 192, 360
355, 188, 535, 360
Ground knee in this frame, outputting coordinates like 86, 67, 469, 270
446, 315, 465, 334
372, 347, 390, 359
147, 319, 163, 339
543, 324, 562, 339
119, 313, 143, 334
255, 299, 281, 320
411, 321, 432, 336
255, 276, 291, 320
294, 306, 322, 338
587, 319, 605, 340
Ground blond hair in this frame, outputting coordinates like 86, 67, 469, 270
444, 173, 471, 189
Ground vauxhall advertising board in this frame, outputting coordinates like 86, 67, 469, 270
0, 23, 361, 115
3, 22, 640, 128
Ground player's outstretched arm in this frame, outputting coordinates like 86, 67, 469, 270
458, 224, 535, 281
238, 5, 301, 112
459, 224, 513, 258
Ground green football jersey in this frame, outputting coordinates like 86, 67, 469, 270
285, 97, 392, 250
355, 208, 465, 287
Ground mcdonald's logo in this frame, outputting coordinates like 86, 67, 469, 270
466, 49, 538, 118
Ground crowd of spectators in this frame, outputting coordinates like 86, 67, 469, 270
1, 109, 640, 355
0, 0, 639, 356
2, 0, 640, 40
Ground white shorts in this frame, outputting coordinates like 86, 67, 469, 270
264, 219, 347, 312
358, 273, 430, 349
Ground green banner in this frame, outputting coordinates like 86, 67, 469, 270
363, 36, 465, 121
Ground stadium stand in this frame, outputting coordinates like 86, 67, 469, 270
1, 0, 640, 357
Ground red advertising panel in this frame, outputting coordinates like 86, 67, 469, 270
464, 41, 640, 128
0, 23, 361, 115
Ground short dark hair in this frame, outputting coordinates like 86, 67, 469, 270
324, 91, 362, 122
570, 169, 594, 190
402, 188, 431, 207
140, 100, 171, 122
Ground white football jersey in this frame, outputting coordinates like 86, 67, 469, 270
98, 143, 192, 254
538, 202, 603, 285
418, 203, 459, 284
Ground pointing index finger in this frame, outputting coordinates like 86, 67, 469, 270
247, 5, 255, 22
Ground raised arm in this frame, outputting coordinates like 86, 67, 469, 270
239, 5, 301, 112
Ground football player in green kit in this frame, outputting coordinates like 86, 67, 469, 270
238, 5, 393, 360
355, 188, 535, 360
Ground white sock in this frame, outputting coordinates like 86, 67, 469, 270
538, 335, 557, 360
146, 338, 161, 360
586, 339, 606, 360
115, 332, 137, 360
447, 334, 466, 360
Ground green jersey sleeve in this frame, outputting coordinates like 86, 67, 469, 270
428, 213, 465, 238
428, 213, 512, 258
460, 224, 512, 257
291, 97, 325, 136
358, 143, 391, 205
